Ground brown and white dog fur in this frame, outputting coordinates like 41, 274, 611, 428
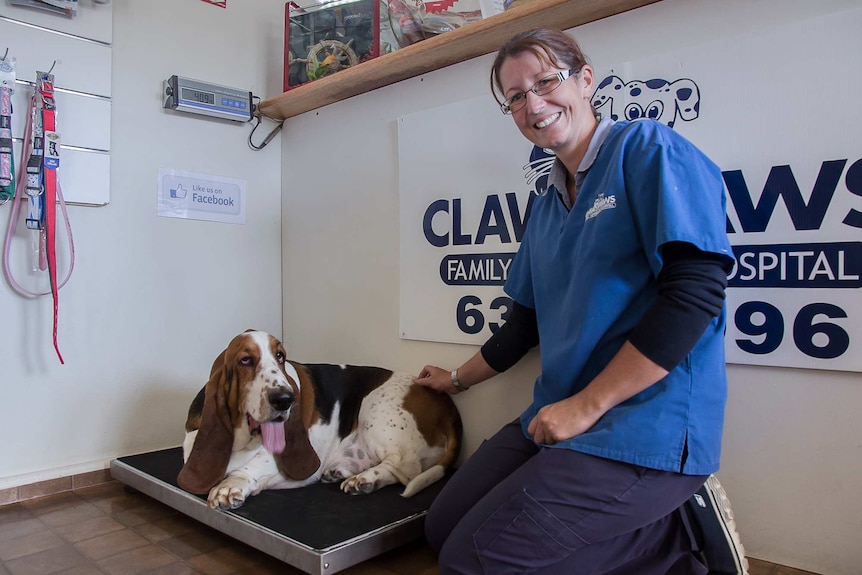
178, 330, 462, 510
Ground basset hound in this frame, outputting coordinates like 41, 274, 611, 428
177, 330, 462, 510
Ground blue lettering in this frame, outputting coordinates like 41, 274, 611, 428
476, 196, 510, 245
507, 191, 535, 242
423, 199, 449, 248
422, 193, 534, 247
842, 158, 862, 228
191, 193, 234, 206
727, 242, 862, 288
452, 199, 472, 246
440, 253, 515, 286
723, 159, 846, 233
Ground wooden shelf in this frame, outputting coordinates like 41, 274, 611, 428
258, 0, 660, 121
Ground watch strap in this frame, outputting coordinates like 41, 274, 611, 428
451, 369, 468, 392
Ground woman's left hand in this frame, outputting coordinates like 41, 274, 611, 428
527, 393, 606, 445
413, 365, 460, 395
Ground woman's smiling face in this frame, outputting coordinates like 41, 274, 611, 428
499, 51, 596, 157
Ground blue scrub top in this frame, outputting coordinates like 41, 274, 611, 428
505, 118, 734, 475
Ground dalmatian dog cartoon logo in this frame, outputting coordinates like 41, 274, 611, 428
591, 75, 700, 128
522, 73, 702, 195
522, 145, 556, 197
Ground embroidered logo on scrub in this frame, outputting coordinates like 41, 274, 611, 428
585, 193, 616, 221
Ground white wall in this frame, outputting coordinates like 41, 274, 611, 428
280, 0, 862, 573
0, 0, 284, 485
2, 1, 856, 573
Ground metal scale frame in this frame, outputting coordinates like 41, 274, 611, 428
111, 448, 446, 575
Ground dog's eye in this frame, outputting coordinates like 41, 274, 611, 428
239, 356, 253, 366
275, 351, 285, 363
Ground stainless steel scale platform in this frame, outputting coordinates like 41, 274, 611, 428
110, 447, 447, 575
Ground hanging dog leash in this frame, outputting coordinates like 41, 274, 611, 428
0, 54, 14, 204
2, 65, 75, 364
39, 71, 64, 363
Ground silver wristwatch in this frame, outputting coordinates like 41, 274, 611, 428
451, 369, 468, 392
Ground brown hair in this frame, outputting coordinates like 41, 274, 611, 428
490, 28, 590, 107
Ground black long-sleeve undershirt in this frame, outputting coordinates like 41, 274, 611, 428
480, 242, 731, 373
480, 300, 539, 372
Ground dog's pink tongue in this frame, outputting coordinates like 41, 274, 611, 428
260, 421, 286, 454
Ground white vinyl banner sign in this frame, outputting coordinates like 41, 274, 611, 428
398, 7, 862, 372
399, 97, 533, 345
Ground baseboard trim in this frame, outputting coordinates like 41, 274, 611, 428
0, 468, 114, 506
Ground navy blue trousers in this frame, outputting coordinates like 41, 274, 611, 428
426, 421, 709, 574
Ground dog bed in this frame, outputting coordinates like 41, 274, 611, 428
110, 447, 447, 574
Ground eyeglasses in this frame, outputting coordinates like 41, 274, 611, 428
500, 69, 580, 115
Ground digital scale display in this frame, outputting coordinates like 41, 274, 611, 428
164, 75, 253, 122
181, 87, 215, 106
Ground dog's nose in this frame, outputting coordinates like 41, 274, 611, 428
268, 390, 294, 411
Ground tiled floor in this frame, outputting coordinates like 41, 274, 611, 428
0, 480, 818, 575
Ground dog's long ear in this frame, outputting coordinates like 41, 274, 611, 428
178, 351, 235, 494
275, 364, 320, 480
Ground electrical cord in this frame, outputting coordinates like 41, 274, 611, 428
248, 95, 284, 151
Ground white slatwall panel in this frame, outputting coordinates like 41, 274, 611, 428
1, 0, 111, 43
10, 87, 110, 150
0, 0, 112, 205
0, 18, 111, 95
11, 140, 110, 205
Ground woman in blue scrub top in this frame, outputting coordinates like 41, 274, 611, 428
413, 28, 737, 574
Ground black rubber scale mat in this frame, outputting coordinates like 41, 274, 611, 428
111, 447, 447, 574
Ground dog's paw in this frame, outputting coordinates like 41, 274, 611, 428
208, 481, 248, 510
341, 473, 378, 495
320, 467, 350, 483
